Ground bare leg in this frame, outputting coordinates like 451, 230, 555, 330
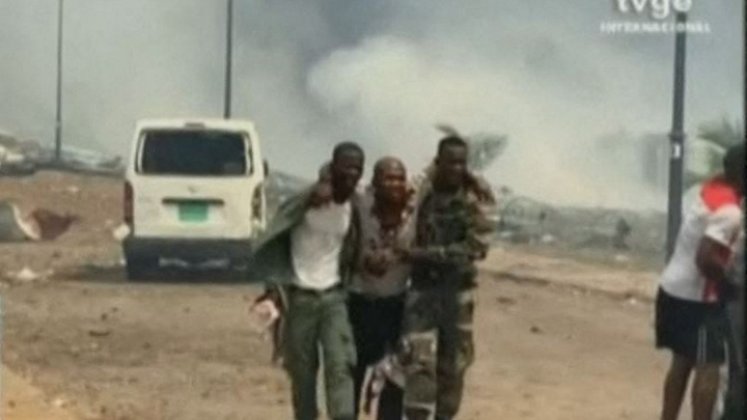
692, 363, 721, 420
661, 354, 694, 420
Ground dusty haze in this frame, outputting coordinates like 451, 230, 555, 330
0, 0, 743, 209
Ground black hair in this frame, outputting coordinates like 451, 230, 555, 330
332, 141, 364, 163
723, 143, 745, 181
437, 135, 468, 157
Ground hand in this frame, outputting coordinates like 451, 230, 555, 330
249, 298, 280, 335
393, 246, 410, 260
363, 249, 396, 277
309, 182, 333, 208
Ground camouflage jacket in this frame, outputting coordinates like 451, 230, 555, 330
252, 187, 361, 363
409, 169, 497, 289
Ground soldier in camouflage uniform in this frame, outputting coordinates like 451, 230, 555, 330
397, 136, 496, 420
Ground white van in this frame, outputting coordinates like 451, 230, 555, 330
122, 119, 267, 279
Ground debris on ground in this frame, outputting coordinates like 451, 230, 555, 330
0, 201, 78, 242
88, 328, 112, 338
496, 296, 517, 306
112, 224, 130, 241
614, 254, 631, 263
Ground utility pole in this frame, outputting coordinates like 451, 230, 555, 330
665, 12, 688, 261
55, 0, 64, 161
223, 0, 233, 119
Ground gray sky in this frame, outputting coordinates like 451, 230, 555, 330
0, 0, 743, 209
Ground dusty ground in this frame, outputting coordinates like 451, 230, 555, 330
0, 172, 675, 420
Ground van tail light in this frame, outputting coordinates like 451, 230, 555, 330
251, 185, 263, 222
124, 181, 134, 226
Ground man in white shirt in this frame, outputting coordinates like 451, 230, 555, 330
252, 142, 365, 420
656, 143, 744, 420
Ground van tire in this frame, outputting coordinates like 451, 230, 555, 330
125, 255, 159, 281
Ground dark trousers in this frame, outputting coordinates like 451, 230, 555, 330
721, 291, 744, 420
348, 292, 405, 420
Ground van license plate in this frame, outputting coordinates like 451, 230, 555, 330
178, 203, 208, 222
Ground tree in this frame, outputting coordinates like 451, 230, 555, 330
435, 124, 508, 172
685, 117, 744, 188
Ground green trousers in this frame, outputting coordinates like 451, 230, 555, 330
284, 286, 357, 420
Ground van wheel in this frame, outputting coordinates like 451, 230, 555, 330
125, 255, 159, 281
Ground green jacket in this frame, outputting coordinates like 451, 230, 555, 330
252, 187, 361, 363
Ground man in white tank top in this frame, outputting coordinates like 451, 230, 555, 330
252, 142, 365, 420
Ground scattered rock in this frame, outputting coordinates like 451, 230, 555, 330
530, 325, 543, 334
614, 254, 630, 263
112, 224, 130, 241
15, 267, 40, 282
540, 234, 556, 244
496, 296, 517, 306
88, 328, 111, 338
7, 399, 16, 408
100, 312, 109, 321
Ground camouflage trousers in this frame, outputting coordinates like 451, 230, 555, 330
400, 286, 475, 420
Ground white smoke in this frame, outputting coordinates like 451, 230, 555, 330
0, 0, 743, 210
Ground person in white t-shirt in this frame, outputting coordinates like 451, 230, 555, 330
252, 142, 365, 420
656, 143, 744, 420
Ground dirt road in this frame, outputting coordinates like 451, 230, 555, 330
1, 172, 672, 419
1, 262, 669, 420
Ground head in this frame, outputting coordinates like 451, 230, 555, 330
723, 143, 745, 195
372, 157, 408, 207
330, 142, 364, 201
434, 135, 469, 191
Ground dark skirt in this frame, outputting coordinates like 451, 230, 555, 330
656, 288, 728, 364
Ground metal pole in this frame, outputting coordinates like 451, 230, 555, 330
54, 0, 64, 162
223, 0, 233, 119
665, 12, 688, 261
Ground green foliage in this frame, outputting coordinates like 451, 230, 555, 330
690, 117, 744, 183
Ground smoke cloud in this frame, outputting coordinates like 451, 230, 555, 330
0, 0, 743, 210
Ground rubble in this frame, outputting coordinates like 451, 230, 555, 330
112, 224, 131, 241
494, 191, 667, 260
88, 328, 112, 338
15, 267, 40, 283
1, 130, 124, 177
0, 200, 78, 242
0, 131, 38, 175
4, 267, 54, 284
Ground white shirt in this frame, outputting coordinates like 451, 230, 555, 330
660, 178, 743, 303
291, 201, 351, 290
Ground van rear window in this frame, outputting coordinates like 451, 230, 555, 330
139, 130, 250, 176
